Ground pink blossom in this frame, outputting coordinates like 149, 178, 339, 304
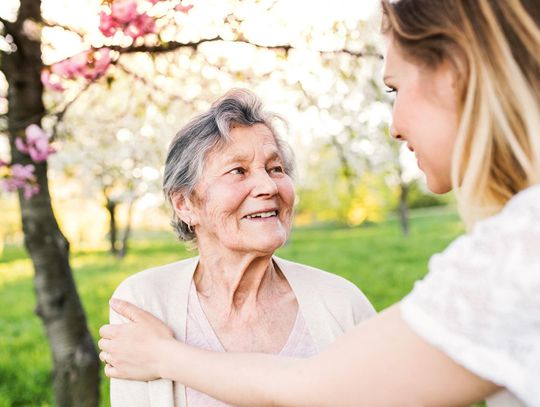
125, 13, 155, 39
82, 48, 112, 80
23, 183, 40, 199
111, 0, 139, 24
11, 164, 36, 181
0, 179, 18, 193
99, 0, 157, 40
41, 69, 65, 91
175, 3, 193, 13
15, 125, 56, 163
147, 0, 161, 4
49, 48, 111, 84
99, 11, 118, 37
15, 137, 29, 154
0, 164, 40, 198
52, 52, 88, 80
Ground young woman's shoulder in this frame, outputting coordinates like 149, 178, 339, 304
399, 184, 540, 406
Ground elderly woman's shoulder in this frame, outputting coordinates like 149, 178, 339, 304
274, 256, 361, 290
273, 256, 376, 319
112, 256, 198, 302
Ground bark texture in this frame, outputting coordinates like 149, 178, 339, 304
105, 195, 118, 255
398, 181, 410, 236
1, 1, 100, 405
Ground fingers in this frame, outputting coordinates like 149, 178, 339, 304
99, 351, 111, 364
99, 348, 121, 378
98, 337, 111, 352
109, 298, 146, 322
104, 363, 120, 378
99, 324, 116, 339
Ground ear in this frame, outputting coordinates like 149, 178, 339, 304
171, 191, 199, 226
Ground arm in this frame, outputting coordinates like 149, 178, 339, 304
100, 299, 499, 407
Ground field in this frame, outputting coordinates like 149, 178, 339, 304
0, 208, 474, 406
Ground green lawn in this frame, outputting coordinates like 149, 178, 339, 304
1, 208, 480, 406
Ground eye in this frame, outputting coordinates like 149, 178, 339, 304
228, 167, 246, 175
269, 165, 284, 174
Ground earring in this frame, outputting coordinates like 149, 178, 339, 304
186, 220, 194, 233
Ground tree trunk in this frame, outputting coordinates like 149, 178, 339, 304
398, 181, 410, 236
105, 195, 118, 255
117, 197, 135, 259
1, 1, 100, 405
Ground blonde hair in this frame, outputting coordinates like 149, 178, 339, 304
382, 0, 540, 229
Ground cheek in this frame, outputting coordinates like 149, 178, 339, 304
278, 179, 295, 215
206, 183, 248, 212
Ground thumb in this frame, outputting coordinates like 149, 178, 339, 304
110, 298, 145, 322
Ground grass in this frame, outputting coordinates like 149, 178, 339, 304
0, 207, 484, 406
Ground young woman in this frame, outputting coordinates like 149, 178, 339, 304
98, 1, 540, 405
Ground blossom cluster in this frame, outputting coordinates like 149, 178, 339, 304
16, 125, 57, 163
41, 0, 193, 92
99, 0, 156, 40
0, 162, 40, 199
0, 125, 56, 199
41, 48, 112, 91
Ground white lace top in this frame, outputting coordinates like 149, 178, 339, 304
400, 184, 540, 407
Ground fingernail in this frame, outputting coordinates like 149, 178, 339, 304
109, 298, 119, 307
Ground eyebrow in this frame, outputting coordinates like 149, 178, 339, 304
221, 149, 282, 165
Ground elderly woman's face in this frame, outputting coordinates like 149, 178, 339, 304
190, 124, 295, 255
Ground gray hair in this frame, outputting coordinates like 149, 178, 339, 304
163, 88, 296, 242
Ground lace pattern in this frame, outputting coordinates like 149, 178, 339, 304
400, 185, 540, 406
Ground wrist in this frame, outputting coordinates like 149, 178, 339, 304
157, 337, 184, 380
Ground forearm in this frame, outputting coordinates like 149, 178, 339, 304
160, 339, 320, 407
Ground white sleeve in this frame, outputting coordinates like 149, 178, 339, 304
400, 188, 540, 407
109, 282, 152, 407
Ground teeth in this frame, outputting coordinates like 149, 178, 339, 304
246, 211, 277, 219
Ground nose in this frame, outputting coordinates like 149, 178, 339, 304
390, 122, 403, 141
251, 169, 278, 197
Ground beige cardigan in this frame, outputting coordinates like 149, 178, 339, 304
110, 256, 375, 406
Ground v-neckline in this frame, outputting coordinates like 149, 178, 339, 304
187, 281, 301, 354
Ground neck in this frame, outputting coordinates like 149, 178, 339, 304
194, 250, 281, 312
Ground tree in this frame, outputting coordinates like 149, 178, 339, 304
0, 2, 100, 405
1, 1, 384, 404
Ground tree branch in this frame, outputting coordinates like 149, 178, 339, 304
50, 82, 92, 139
111, 36, 382, 59
41, 19, 86, 41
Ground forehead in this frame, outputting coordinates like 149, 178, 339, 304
383, 39, 410, 77
206, 124, 280, 164
229, 123, 276, 144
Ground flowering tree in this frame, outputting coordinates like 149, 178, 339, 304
0, 0, 382, 404
0, 1, 195, 404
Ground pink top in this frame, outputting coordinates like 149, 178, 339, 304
176, 282, 318, 406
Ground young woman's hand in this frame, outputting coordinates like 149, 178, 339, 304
98, 299, 175, 381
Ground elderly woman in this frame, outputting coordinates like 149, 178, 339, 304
107, 89, 374, 406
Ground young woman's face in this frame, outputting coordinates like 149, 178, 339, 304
383, 39, 460, 194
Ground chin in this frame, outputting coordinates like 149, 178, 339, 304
426, 176, 452, 195
248, 236, 287, 255
427, 183, 452, 195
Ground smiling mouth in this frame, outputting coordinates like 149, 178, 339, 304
243, 210, 278, 219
